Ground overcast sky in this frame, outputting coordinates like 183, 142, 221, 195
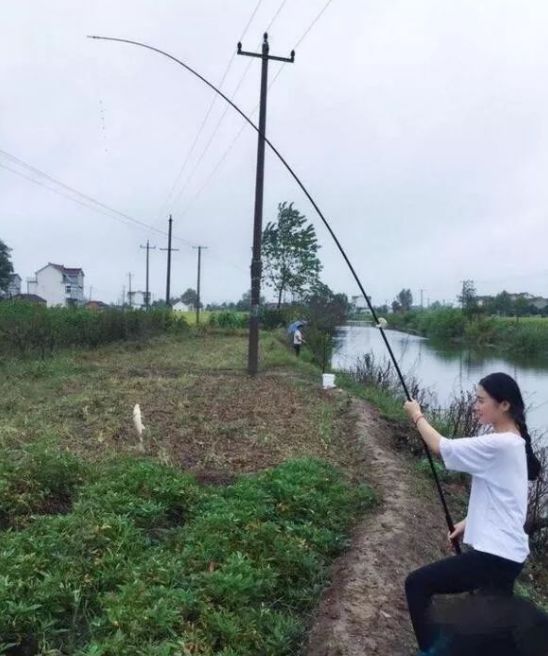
2, 0, 548, 306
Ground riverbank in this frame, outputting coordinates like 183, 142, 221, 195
387, 308, 548, 356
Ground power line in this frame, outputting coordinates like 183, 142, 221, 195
0, 149, 197, 247
157, 0, 266, 220
168, 0, 289, 215
168, 57, 256, 211
173, 0, 336, 220
269, 0, 335, 87
1, 151, 248, 283
294, 0, 334, 49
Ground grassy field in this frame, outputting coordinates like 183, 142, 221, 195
0, 332, 362, 476
0, 332, 375, 655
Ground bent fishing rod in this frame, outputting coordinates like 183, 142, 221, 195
88, 34, 461, 554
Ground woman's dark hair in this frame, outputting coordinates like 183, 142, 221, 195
479, 372, 541, 481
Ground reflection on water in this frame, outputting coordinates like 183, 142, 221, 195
333, 326, 548, 439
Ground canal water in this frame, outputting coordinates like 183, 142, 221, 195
333, 325, 548, 441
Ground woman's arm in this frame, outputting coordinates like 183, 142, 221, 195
403, 400, 443, 456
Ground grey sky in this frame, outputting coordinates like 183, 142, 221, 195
2, 0, 548, 306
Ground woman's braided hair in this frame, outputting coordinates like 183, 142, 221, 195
479, 372, 541, 481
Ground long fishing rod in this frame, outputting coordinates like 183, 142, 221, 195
88, 34, 460, 554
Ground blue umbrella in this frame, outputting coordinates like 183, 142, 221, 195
287, 320, 306, 335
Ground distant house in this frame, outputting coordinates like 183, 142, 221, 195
531, 297, 548, 311
476, 295, 492, 307
127, 290, 148, 309
172, 301, 193, 312
7, 273, 22, 297
27, 263, 85, 307
11, 293, 47, 305
508, 292, 535, 302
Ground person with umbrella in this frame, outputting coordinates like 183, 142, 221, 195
287, 320, 306, 357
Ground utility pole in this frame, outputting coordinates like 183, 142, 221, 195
193, 246, 207, 324
128, 273, 133, 308
237, 33, 295, 376
420, 288, 425, 309
160, 215, 179, 307
140, 240, 156, 309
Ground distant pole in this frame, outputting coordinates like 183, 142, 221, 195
420, 289, 425, 308
140, 240, 157, 309
128, 273, 133, 308
237, 33, 295, 376
193, 245, 207, 324
160, 215, 179, 307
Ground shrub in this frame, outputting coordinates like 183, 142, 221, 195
208, 311, 248, 329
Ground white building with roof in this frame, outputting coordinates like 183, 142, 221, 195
27, 263, 85, 307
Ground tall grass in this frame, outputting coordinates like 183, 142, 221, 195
0, 302, 184, 358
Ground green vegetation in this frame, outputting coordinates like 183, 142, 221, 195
207, 311, 249, 330
262, 202, 322, 308
0, 239, 13, 293
0, 332, 375, 653
0, 302, 183, 358
387, 308, 548, 355
0, 449, 374, 655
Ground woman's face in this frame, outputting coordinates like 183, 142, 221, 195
474, 384, 510, 425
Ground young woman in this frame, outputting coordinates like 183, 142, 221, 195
403, 372, 541, 654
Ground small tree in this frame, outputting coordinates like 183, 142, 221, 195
458, 280, 480, 318
395, 288, 413, 311
262, 202, 322, 308
0, 239, 14, 294
304, 282, 350, 371
236, 290, 264, 311
181, 288, 201, 309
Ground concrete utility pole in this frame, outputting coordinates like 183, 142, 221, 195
160, 215, 179, 307
193, 246, 207, 324
140, 240, 156, 309
237, 33, 295, 376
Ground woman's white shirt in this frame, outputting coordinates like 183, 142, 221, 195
439, 432, 529, 563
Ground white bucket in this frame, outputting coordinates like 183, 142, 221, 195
322, 373, 336, 389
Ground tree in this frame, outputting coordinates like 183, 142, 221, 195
395, 288, 413, 312
236, 290, 265, 311
458, 280, 479, 318
0, 240, 14, 294
181, 288, 201, 309
262, 202, 322, 308
305, 282, 350, 332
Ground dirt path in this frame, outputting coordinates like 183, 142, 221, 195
305, 398, 454, 656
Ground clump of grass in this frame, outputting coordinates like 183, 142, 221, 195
0, 443, 88, 530
0, 454, 374, 655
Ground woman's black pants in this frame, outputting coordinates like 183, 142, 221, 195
405, 549, 524, 651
